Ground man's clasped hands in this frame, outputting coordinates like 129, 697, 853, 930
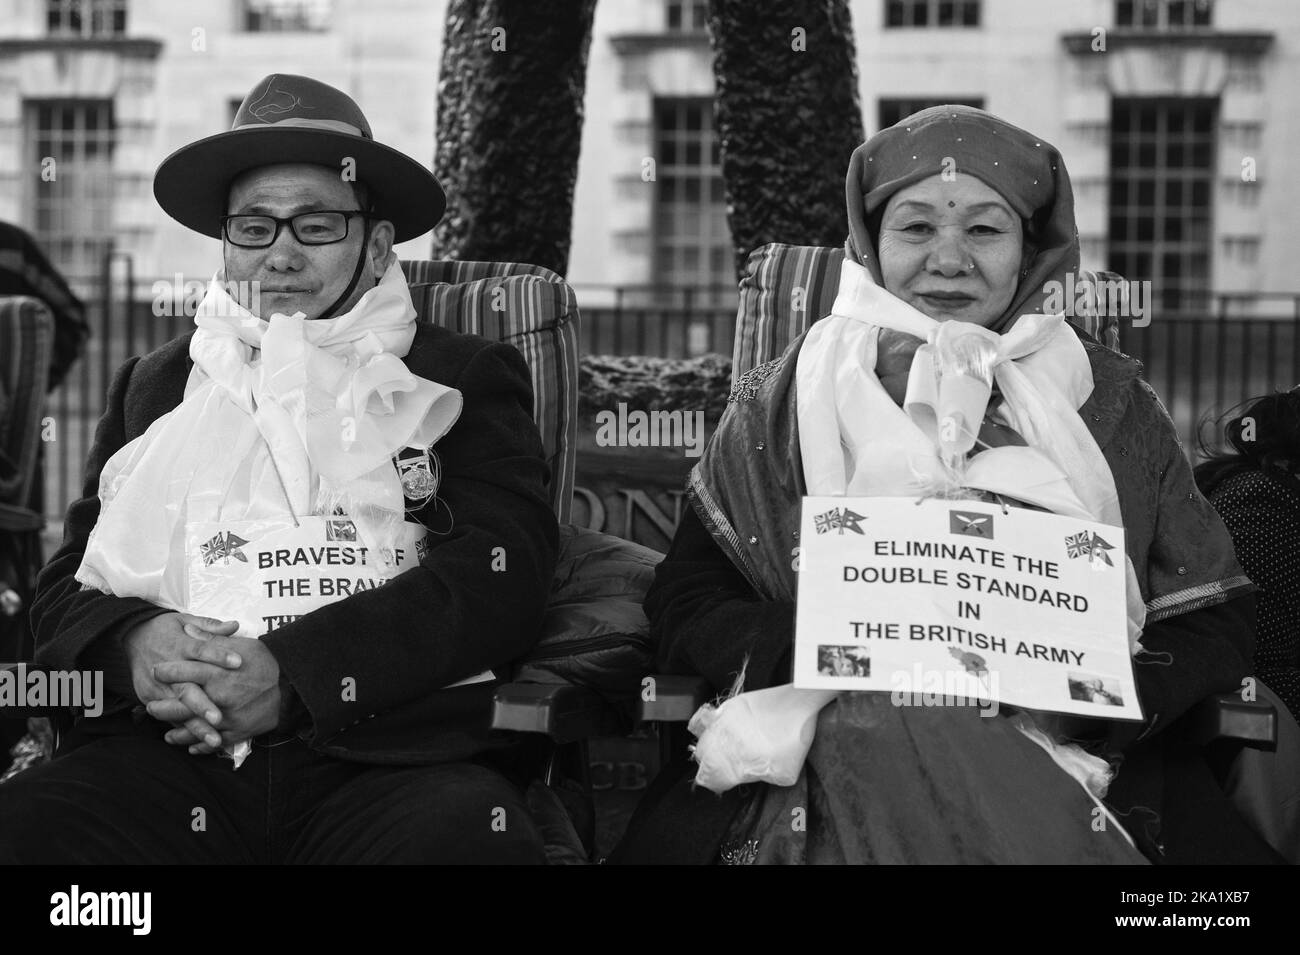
125, 612, 285, 755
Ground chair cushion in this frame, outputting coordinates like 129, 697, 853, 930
731, 244, 843, 382
731, 243, 1123, 383
513, 524, 661, 700
400, 260, 578, 523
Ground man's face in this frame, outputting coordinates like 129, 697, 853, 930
224, 163, 394, 321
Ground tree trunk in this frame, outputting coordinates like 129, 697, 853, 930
432, 0, 597, 276
708, 0, 865, 278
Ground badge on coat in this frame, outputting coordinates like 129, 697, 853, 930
395, 446, 440, 508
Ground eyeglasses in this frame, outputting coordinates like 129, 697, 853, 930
221, 210, 377, 248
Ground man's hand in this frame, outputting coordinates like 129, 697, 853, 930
124, 612, 243, 752
148, 636, 283, 754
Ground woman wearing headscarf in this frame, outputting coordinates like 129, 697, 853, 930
612, 106, 1280, 864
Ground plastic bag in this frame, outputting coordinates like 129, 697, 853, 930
688, 684, 839, 793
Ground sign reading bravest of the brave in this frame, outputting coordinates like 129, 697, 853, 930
184, 514, 427, 639
793, 496, 1141, 720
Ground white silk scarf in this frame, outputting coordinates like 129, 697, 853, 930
797, 258, 1145, 646
76, 256, 463, 611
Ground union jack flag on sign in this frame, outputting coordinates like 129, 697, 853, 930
1065, 531, 1092, 559
200, 530, 250, 566
1065, 530, 1115, 567
814, 507, 867, 535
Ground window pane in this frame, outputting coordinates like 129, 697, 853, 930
244, 0, 333, 32
1109, 98, 1216, 317
653, 98, 730, 303
25, 97, 116, 284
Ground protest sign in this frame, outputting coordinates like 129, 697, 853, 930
185, 514, 430, 639
793, 496, 1140, 720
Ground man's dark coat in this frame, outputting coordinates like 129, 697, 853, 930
30, 324, 559, 764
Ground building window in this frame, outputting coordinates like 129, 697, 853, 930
242, 0, 332, 33
25, 100, 116, 287
665, 0, 708, 32
885, 1, 980, 28
1108, 98, 1216, 315
1115, 0, 1212, 29
878, 97, 983, 132
653, 98, 729, 303
46, 0, 127, 38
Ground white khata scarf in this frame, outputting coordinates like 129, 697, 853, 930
76, 256, 462, 611
796, 258, 1145, 647
691, 260, 1145, 815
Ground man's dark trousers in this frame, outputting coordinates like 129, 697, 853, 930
0, 716, 544, 864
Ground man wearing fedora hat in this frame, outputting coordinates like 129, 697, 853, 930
0, 75, 557, 864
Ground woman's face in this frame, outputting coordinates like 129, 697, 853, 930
877, 174, 1025, 328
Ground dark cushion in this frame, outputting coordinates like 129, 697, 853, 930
514, 525, 662, 699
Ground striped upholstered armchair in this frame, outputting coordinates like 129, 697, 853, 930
401, 259, 578, 523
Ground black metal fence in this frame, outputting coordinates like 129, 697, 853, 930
1120, 312, 1300, 454
35, 273, 1300, 526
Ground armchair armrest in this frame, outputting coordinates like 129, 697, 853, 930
490, 681, 627, 744
636, 674, 710, 723
631, 680, 1279, 746
1183, 692, 1277, 750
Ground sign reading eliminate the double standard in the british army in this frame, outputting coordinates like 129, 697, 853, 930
793, 496, 1141, 720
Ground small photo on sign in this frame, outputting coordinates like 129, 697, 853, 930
817, 644, 871, 678
326, 518, 357, 542
1068, 672, 1124, 706
949, 509, 994, 538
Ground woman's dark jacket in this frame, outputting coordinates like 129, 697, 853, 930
614, 340, 1282, 865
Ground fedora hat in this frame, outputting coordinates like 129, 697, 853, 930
154, 74, 446, 243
